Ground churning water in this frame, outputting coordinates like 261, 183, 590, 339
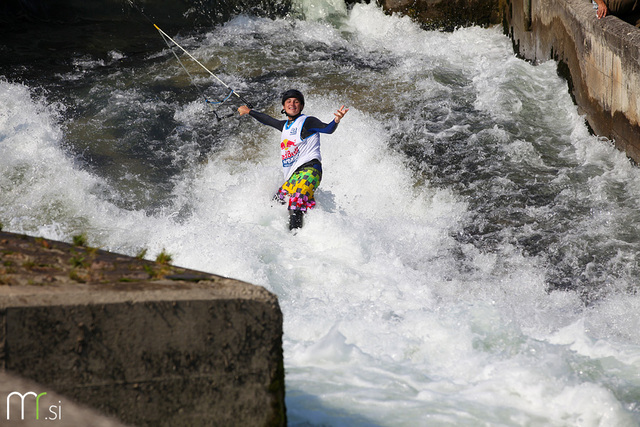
2, 1, 640, 425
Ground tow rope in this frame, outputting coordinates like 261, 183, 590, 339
125, 0, 253, 118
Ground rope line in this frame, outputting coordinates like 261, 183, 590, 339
126, 0, 253, 110
156, 29, 215, 110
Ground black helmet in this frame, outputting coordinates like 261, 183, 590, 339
281, 89, 305, 107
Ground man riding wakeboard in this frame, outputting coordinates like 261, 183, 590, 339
238, 90, 349, 230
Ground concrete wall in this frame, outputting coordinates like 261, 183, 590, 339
380, 0, 640, 162
0, 231, 285, 426
505, 0, 640, 162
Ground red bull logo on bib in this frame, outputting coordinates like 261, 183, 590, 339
281, 139, 299, 167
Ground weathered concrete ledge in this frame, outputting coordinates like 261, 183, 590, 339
505, 0, 640, 162
0, 231, 285, 426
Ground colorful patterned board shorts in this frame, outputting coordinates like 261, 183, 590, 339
275, 165, 322, 211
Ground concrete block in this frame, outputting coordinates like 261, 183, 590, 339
0, 231, 286, 426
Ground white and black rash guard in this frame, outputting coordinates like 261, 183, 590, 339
248, 110, 339, 180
